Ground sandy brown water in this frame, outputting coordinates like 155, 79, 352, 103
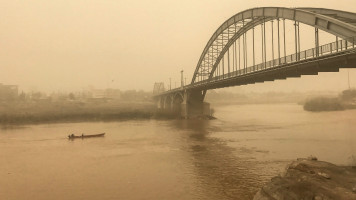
1, 103, 355, 200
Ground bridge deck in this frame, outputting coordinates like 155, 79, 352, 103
154, 7, 356, 98
156, 48, 356, 97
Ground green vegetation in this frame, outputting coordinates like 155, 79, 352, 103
340, 89, 356, 101
0, 88, 164, 126
303, 89, 356, 112
0, 101, 156, 125
303, 97, 344, 111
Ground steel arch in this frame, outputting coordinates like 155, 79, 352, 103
191, 7, 356, 84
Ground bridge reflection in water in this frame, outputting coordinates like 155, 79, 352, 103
153, 7, 356, 118
171, 119, 284, 200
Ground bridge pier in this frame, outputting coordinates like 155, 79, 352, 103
156, 97, 164, 110
181, 90, 210, 119
155, 90, 211, 119
163, 96, 173, 111
157, 95, 173, 112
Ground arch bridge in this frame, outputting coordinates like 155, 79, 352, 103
154, 7, 356, 118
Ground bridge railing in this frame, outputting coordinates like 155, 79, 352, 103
201, 36, 356, 84
160, 37, 356, 92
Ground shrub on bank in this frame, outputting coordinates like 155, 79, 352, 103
303, 97, 344, 112
0, 101, 157, 125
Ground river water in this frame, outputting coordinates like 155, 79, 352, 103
1, 103, 356, 200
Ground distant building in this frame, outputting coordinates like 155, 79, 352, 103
92, 89, 106, 99
104, 88, 121, 99
0, 83, 18, 100
83, 87, 122, 102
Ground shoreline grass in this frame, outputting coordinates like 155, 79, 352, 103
0, 101, 158, 126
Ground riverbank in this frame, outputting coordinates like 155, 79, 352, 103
303, 97, 346, 111
0, 101, 157, 126
0, 100, 218, 126
253, 157, 356, 200
303, 89, 356, 112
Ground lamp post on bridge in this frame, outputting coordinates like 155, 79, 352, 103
181, 70, 184, 88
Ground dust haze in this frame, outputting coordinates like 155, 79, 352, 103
2, 1, 356, 200
1, 0, 356, 94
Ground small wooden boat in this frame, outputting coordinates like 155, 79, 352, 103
68, 133, 105, 139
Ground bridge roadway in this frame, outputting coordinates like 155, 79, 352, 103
154, 7, 356, 118
159, 48, 356, 94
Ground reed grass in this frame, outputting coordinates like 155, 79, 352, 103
0, 101, 156, 125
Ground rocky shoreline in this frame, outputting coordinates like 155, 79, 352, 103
253, 157, 356, 200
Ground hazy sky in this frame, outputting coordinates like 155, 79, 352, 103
1, 0, 356, 93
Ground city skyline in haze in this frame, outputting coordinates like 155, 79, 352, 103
1, 0, 356, 93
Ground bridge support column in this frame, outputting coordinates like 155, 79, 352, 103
157, 96, 164, 110
181, 90, 210, 119
163, 96, 172, 111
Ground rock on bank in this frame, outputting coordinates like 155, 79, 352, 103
253, 158, 356, 200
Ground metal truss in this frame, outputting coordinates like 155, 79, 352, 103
191, 7, 356, 84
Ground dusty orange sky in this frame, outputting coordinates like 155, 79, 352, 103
0, 0, 355, 93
